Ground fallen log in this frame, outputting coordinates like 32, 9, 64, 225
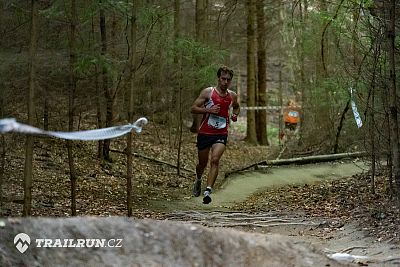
263, 151, 367, 166
224, 151, 366, 178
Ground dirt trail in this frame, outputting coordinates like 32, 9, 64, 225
156, 161, 367, 210
154, 160, 400, 266
211, 161, 366, 208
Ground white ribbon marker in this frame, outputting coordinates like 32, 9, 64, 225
0, 117, 148, 140
350, 87, 362, 128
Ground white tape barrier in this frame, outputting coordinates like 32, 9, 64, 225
0, 117, 148, 140
240, 106, 280, 111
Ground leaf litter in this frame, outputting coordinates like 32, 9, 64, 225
1, 122, 399, 265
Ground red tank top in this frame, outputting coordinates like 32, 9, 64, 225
198, 88, 233, 135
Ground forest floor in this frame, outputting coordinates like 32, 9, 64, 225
1, 119, 400, 266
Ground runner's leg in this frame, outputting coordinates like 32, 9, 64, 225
197, 148, 210, 179
206, 142, 226, 188
192, 147, 210, 196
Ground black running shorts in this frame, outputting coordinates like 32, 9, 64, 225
196, 134, 227, 150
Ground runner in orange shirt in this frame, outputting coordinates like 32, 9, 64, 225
281, 100, 301, 141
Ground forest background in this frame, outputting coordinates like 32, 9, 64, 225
0, 0, 399, 230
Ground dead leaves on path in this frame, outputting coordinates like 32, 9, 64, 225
234, 172, 400, 243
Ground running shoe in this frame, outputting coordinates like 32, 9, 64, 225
203, 195, 212, 204
203, 188, 212, 204
192, 179, 201, 197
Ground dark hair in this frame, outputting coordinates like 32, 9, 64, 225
217, 66, 234, 79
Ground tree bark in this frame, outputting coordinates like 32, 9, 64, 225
126, 0, 138, 217
174, 0, 183, 176
195, 0, 207, 42
256, 0, 268, 145
99, 2, 113, 161
90, 15, 104, 160
333, 100, 349, 153
297, 0, 307, 142
246, 0, 257, 144
23, 0, 38, 216
224, 151, 367, 178
0, 92, 4, 211
43, 92, 49, 131
190, 0, 208, 133
68, 0, 78, 216
386, 0, 400, 193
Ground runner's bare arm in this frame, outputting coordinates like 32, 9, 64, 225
231, 91, 240, 116
191, 88, 219, 115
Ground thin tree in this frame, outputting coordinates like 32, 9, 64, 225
316, 0, 328, 81
256, 0, 268, 145
67, 0, 78, 216
246, 0, 257, 144
99, 1, 113, 161
174, 0, 184, 176
92, 13, 104, 160
0, 92, 4, 211
23, 0, 38, 216
296, 0, 307, 142
386, 0, 400, 193
126, 0, 138, 217
190, 0, 208, 133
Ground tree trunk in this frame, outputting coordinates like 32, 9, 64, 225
173, 0, 180, 71
0, 93, 4, 211
23, 0, 38, 216
333, 100, 349, 153
278, 67, 283, 146
316, 0, 328, 80
68, 0, 78, 216
386, 0, 400, 193
256, 0, 268, 145
126, 0, 138, 217
316, 0, 333, 141
92, 14, 104, 160
190, 0, 208, 133
246, 0, 257, 144
370, 90, 376, 194
174, 0, 183, 176
352, 3, 360, 67
95, 65, 104, 159
297, 0, 307, 142
100, 2, 113, 161
368, 36, 381, 195
43, 92, 49, 131
195, 0, 207, 42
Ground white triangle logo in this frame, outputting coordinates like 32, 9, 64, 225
14, 233, 31, 253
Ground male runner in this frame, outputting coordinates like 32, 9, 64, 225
191, 66, 240, 204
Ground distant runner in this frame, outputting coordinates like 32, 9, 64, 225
281, 100, 301, 142
191, 66, 240, 204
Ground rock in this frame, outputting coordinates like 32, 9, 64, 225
0, 217, 346, 267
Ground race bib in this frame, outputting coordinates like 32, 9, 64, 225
288, 111, 299, 118
208, 114, 227, 129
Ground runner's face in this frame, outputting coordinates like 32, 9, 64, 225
218, 72, 232, 91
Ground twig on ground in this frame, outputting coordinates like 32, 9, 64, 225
340, 246, 368, 253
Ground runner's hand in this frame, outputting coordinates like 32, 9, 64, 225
231, 114, 238, 122
207, 104, 220, 114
